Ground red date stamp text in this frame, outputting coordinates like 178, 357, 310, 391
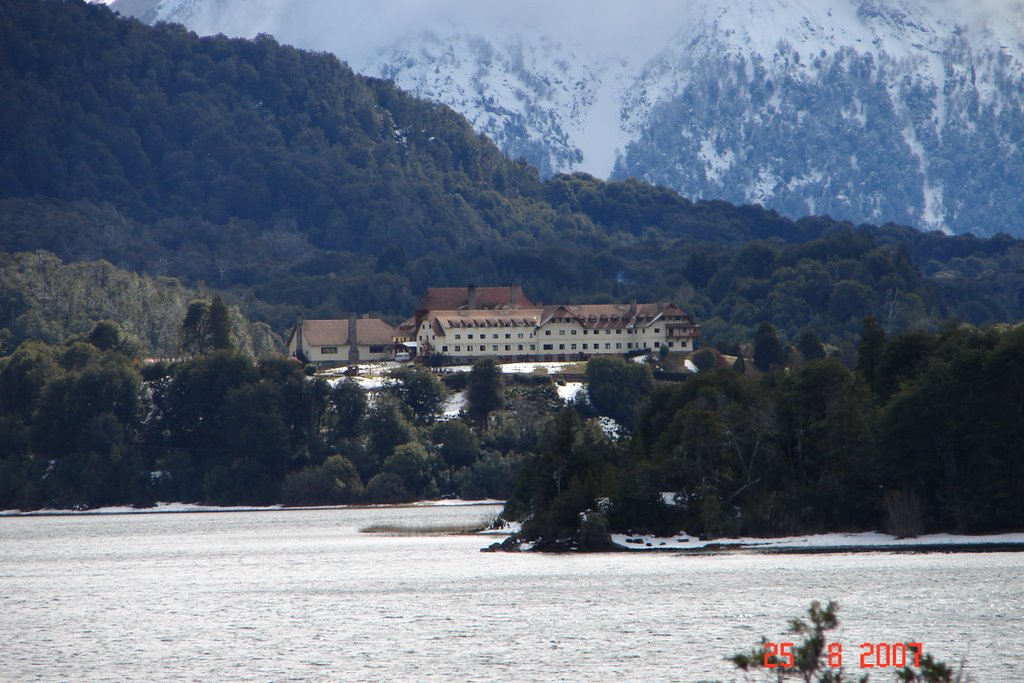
763, 641, 924, 669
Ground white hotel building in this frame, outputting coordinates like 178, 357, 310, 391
416, 301, 701, 363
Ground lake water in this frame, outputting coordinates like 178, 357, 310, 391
1, 505, 1021, 682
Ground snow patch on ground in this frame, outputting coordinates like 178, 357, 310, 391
597, 415, 624, 438
557, 381, 585, 402
612, 530, 1024, 551
432, 361, 578, 375
442, 390, 467, 418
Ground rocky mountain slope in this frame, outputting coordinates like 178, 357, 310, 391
110, 0, 1024, 237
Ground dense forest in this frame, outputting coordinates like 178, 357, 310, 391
502, 320, 1024, 549
3, 313, 1022, 546
0, 1, 1022, 541
0, 320, 550, 510
2, 0, 1024, 355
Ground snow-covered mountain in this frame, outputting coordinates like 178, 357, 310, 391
111, 0, 1024, 236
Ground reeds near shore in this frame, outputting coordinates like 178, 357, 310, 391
360, 518, 493, 536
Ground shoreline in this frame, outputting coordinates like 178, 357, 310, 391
0, 499, 505, 518
609, 530, 1024, 555
6, 506, 1022, 555
675, 541, 1024, 555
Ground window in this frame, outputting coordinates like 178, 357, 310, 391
605, 330, 611, 335
583, 329, 588, 335
559, 344, 565, 350
654, 342, 660, 347
442, 346, 449, 353
559, 330, 565, 335
455, 334, 461, 340
505, 345, 511, 351
604, 343, 611, 349
455, 346, 461, 352
492, 333, 498, 339
654, 328, 660, 333
616, 329, 622, 335
571, 329, 577, 335
468, 334, 474, 339
492, 345, 498, 351
517, 345, 523, 351
517, 333, 524, 339
505, 333, 511, 339
321, 346, 337, 354
369, 345, 384, 353
583, 344, 588, 350
543, 344, 553, 350
616, 343, 622, 349
545, 330, 552, 336
571, 343, 577, 350
530, 344, 536, 351
627, 343, 633, 349
668, 342, 674, 348
468, 345, 474, 352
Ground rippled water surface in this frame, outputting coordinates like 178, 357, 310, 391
2, 506, 1022, 682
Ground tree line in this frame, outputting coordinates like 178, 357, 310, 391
0, 318, 553, 510
3, 312, 1022, 548
504, 319, 1024, 548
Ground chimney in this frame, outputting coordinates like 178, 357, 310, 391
468, 284, 478, 309
348, 314, 360, 364
509, 284, 518, 307
629, 297, 637, 314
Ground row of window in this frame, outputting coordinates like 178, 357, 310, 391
440, 341, 681, 354
445, 344, 538, 353
319, 345, 386, 355
448, 327, 664, 340
543, 327, 661, 336
452, 332, 529, 340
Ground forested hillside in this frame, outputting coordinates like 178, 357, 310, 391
3, 0, 1024, 354
0, 251, 277, 356
502, 322, 1024, 549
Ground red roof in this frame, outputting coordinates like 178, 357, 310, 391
416, 286, 534, 312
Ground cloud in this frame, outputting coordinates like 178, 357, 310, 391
937, 0, 1024, 28
186, 0, 693, 63
182, 0, 1024, 67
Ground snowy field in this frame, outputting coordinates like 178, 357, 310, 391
320, 360, 589, 393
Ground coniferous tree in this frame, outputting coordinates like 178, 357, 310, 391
208, 295, 232, 351
797, 329, 826, 361
856, 316, 886, 394
753, 321, 785, 372
180, 300, 211, 356
466, 358, 504, 426
585, 356, 654, 432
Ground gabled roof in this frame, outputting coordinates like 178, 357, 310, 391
417, 302, 700, 336
538, 303, 697, 330
416, 285, 534, 312
425, 308, 544, 337
396, 315, 418, 334
292, 318, 396, 347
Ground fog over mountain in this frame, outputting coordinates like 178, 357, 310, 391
110, 0, 1024, 236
